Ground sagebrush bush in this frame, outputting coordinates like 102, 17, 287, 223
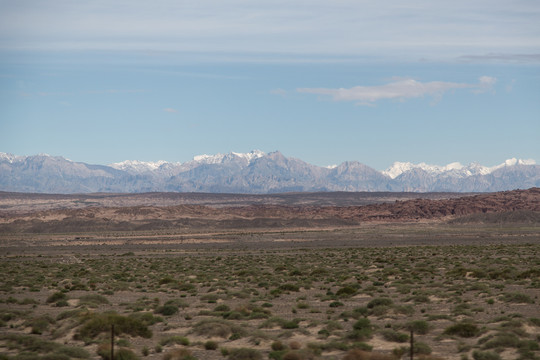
444, 322, 480, 338
76, 312, 152, 340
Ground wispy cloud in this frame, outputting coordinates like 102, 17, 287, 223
297, 77, 496, 105
270, 88, 287, 97
163, 108, 178, 113
458, 53, 540, 63
1, 1, 538, 62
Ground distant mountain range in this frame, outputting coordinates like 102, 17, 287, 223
1, 151, 538, 194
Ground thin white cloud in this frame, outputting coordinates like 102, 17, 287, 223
163, 108, 178, 113
0, 1, 538, 62
297, 77, 496, 105
270, 88, 287, 96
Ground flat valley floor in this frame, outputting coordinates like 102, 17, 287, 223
1, 223, 539, 360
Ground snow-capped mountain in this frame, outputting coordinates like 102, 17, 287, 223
383, 158, 536, 179
110, 160, 170, 174
0, 151, 538, 194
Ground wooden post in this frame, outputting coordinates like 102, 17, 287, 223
111, 324, 114, 360
410, 329, 413, 360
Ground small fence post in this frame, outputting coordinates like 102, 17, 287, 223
410, 328, 414, 360
111, 324, 114, 360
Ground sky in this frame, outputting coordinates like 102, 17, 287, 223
0, 0, 539, 170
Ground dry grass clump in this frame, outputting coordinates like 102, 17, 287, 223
192, 319, 247, 339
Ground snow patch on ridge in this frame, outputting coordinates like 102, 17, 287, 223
383, 158, 536, 179
193, 150, 265, 164
110, 159, 170, 172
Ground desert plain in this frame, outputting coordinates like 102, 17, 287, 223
0, 189, 539, 360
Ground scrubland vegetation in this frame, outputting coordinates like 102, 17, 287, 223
1, 241, 539, 359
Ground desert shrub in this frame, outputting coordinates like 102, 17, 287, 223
288, 341, 301, 350
76, 312, 152, 340
160, 336, 190, 346
97, 343, 140, 360
192, 319, 246, 339
204, 340, 218, 350
78, 294, 110, 307
164, 299, 189, 309
56, 308, 85, 321
349, 318, 372, 341
501, 292, 534, 304
272, 341, 287, 351
55, 345, 91, 359
279, 284, 300, 292
366, 297, 393, 309
46, 291, 67, 304
142, 346, 149, 356
163, 348, 197, 360
480, 333, 521, 349
329, 301, 344, 308
0, 334, 90, 358
352, 307, 369, 317
472, 350, 501, 360
159, 276, 176, 285
282, 319, 300, 329
25, 315, 55, 335
406, 320, 430, 335
412, 341, 432, 355
227, 348, 262, 360
393, 305, 415, 316
380, 329, 408, 343
296, 302, 309, 309
214, 304, 231, 312
336, 286, 358, 297
128, 312, 162, 326
444, 322, 480, 338
155, 304, 179, 316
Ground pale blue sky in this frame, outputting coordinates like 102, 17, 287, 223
1, 0, 539, 170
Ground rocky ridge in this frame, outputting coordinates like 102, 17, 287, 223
1, 151, 538, 193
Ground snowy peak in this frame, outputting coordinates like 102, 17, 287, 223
383, 158, 536, 179
0, 152, 23, 163
192, 150, 265, 165
110, 160, 170, 173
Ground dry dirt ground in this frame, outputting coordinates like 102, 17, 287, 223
0, 190, 539, 360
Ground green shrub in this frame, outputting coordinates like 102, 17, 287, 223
205, 340, 218, 350
480, 333, 523, 349
329, 301, 344, 308
336, 286, 358, 297
227, 348, 262, 360
46, 291, 67, 304
444, 322, 480, 338
501, 293, 534, 304
367, 297, 393, 308
279, 284, 300, 292
214, 304, 231, 312
271, 341, 286, 351
160, 335, 190, 346
349, 318, 372, 341
412, 341, 432, 355
155, 304, 179, 316
192, 319, 246, 339
78, 294, 110, 307
472, 350, 501, 360
76, 312, 152, 340
97, 343, 139, 360
406, 320, 430, 335
380, 329, 409, 343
